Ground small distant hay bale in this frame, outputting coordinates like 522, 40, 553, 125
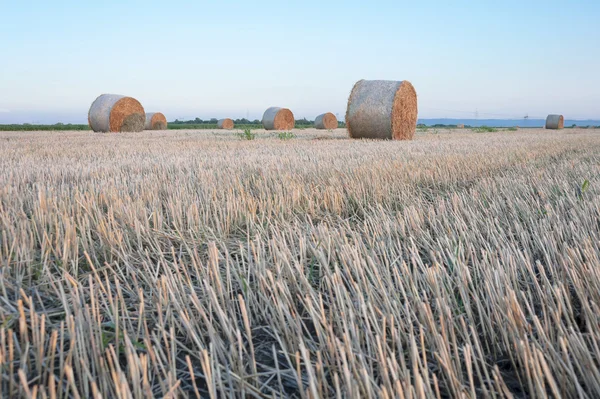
315, 112, 338, 130
262, 107, 295, 130
145, 112, 167, 130
457, 124, 465, 129
88, 94, 145, 133
545, 114, 564, 130
345, 79, 418, 140
217, 118, 235, 129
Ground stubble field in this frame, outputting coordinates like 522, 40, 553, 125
1, 128, 599, 398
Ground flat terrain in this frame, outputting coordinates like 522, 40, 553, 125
1, 128, 600, 397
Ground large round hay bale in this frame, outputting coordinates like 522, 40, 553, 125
345, 80, 418, 140
88, 94, 145, 133
145, 112, 167, 130
217, 118, 235, 129
545, 114, 564, 130
315, 112, 338, 130
262, 107, 295, 130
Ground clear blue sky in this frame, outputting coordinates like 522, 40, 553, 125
0, 0, 599, 123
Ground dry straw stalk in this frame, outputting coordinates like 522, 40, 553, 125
1, 128, 600, 397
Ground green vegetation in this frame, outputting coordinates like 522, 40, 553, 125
0, 123, 89, 131
169, 123, 264, 130
277, 131, 295, 140
0, 117, 347, 132
506, 127, 518, 131
237, 128, 256, 140
473, 125, 498, 133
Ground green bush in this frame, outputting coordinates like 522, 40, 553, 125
237, 128, 256, 140
473, 126, 498, 133
278, 131, 295, 140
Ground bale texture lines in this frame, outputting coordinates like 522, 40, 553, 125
217, 118, 235, 129
546, 114, 564, 130
88, 94, 145, 133
315, 113, 338, 130
145, 112, 168, 130
346, 80, 418, 140
262, 107, 295, 131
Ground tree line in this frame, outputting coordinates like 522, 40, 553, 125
170, 117, 346, 127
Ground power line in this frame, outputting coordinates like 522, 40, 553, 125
420, 106, 546, 119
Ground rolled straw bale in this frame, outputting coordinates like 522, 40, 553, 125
315, 112, 338, 130
262, 107, 295, 130
145, 112, 167, 130
217, 118, 235, 129
345, 80, 418, 140
88, 94, 145, 133
545, 114, 564, 130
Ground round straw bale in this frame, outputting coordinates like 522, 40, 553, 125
262, 107, 295, 130
545, 114, 564, 130
217, 118, 235, 129
145, 112, 168, 130
315, 112, 338, 130
88, 94, 145, 133
345, 80, 418, 140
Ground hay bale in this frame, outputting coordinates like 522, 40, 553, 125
315, 113, 338, 130
145, 112, 167, 130
345, 80, 418, 140
217, 118, 235, 129
88, 94, 145, 133
545, 114, 564, 130
262, 107, 295, 130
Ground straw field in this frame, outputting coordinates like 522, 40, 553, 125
0, 128, 599, 398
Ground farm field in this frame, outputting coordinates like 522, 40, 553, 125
1, 127, 600, 397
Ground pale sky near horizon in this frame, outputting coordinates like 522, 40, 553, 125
0, 0, 599, 124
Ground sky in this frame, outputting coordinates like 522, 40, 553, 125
0, 0, 599, 124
